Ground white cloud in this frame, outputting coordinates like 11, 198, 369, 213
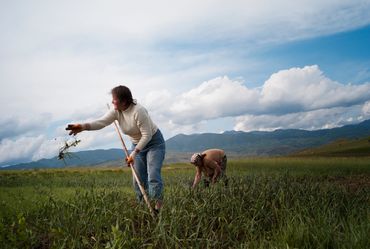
260, 65, 370, 113
168, 76, 259, 124
3, 1, 369, 48
1, 0, 369, 123
1, 65, 370, 166
143, 90, 173, 113
1, 0, 369, 165
156, 65, 370, 129
234, 105, 366, 132
0, 125, 126, 166
0, 136, 45, 165
362, 101, 370, 116
0, 114, 51, 140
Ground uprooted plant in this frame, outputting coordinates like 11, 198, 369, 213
57, 137, 81, 164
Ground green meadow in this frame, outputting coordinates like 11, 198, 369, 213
0, 157, 369, 249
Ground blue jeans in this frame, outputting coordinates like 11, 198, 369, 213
132, 129, 165, 202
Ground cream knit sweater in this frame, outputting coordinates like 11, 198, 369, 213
88, 103, 158, 150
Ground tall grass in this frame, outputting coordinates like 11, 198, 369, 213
0, 158, 369, 248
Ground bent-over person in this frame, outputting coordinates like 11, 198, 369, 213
190, 149, 228, 188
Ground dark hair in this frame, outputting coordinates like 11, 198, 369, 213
111, 85, 136, 105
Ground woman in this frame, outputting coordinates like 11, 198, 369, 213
66, 85, 166, 211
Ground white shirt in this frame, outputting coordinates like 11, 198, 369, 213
88, 103, 158, 150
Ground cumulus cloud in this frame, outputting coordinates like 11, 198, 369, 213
0, 125, 124, 167
234, 105, 367, 132
1, 0, 369, 123
0, 114, 52, 140
362, 101, 370, 116
143, 90, 173, 113
1, 1, 369, 165
1, 65, 370, 165
260, 65, 370, 113
0, 136, 46, 165
0, 133, 77, 166
168, 76, 259, 123
157, 65, 370, 129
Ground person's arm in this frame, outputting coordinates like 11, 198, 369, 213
66, 110, 116, 135
88, 110, 116, 130
192, 167, 202, 188
207, 160, 221, 183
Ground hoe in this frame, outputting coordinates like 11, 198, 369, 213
108, 104, 156, 218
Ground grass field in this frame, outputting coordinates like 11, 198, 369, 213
0, 157, 369, 248
293, 136, 370, 157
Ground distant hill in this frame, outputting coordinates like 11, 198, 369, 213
292, 136, 370, 157
3, 119, 370, 170
166, 119, 370, 155
3, 149, 126, 170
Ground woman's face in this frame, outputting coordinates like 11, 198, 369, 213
112, 95, 128, 111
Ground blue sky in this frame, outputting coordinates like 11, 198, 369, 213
0, 0, 370, 166
260, 25, 370, 84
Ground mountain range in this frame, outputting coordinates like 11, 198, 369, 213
2, 119, 370, 170
166, 119, 370, 156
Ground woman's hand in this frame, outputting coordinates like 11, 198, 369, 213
66, 124, 85, 135
125, 149, 139, 166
